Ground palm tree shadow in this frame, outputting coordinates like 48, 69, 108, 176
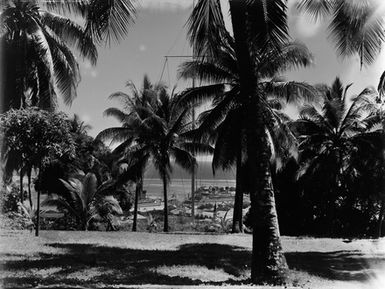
286, 250, 385, 282
2, 243, 251, 288
3, 243, 385, 288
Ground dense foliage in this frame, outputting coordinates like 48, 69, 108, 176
0, 0, 136, 111
0, 108, 75, 175
43, 172, 123, 231
98, 77, 213, 232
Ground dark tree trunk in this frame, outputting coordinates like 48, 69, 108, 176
378, 199, 385, 238
229, 0, 288, 283
163, 175, 169, 232
35, 165, 42, 237
232, 153, 244, 233
250, 129, 288, 284
19, 166, 23, 203
133, 176, 142, 232
35, 188, 41, 237
27, 167, 33, 209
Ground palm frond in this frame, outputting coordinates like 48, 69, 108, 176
177, 142, 214, 156
263, 80, 319, 104
41, 12, 98, 65
39, 28, 81, 106
178, 84, 226, 107
247, 0, 289, 53
43, 0, 89, 18
186, 0, 227, 59
378, 70, 385, 98
85, 0, 136, 45
81, 172, 97, 208
103, 107, 129, 123
196, 88, 238, 134
96, 127, 133, 144
258, 41, 314, 77
299, 105, 331, 132
296, 0, 335, 21
328, 0, 384, 67
178, 60, 234, 84
170, 147, 196, 173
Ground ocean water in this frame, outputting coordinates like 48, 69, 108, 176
143, 178, 236, 201
142, 161, 236, 200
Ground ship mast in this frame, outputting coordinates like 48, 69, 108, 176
162, 0, 197, 222
191, 0, 196, 222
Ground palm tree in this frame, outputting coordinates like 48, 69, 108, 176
0, 0, 136, 111
185, 0, 317, 283
98, 77, 213, 232
97, 75, 160, 231
0, 0, 97, 111
179, 38, 315, 234
297, 0, 385, 68
43, 0, 136, 45
43, 172, 123, 230
293, 77, 380, 233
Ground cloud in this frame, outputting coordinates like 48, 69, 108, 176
139, 0, 192, 11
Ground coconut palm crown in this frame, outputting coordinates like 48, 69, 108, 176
97, 77, 213, 232
0, 0, 136, 111
293, 78, 381, 211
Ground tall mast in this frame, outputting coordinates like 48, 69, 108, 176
191, 71, 196, 222
191, 0, 196, 222
162, 0, 197, 221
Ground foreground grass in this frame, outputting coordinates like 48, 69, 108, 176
0, 230, 385, 288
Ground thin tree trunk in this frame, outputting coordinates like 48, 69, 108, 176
378, 199, 385, 238
19, 165, 23, 203
35, 167, 41, 237
133, 176, 142, 232
35, 189, 41, 236
229, 1, 288, 283
232, 153, 244, 233
163, 175, 169, 232
27, 167, 33, 209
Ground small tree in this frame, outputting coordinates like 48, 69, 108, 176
0, 108, 75, 236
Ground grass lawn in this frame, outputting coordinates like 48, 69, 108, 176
0, 230, 385, 288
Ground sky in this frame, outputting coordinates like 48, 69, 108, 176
59, 0, 385, 142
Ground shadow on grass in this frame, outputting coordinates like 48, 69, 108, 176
286, 250, 385, 282
2, 243, 385, 288
2, 243, 251, 288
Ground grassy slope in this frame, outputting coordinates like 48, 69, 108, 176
0, 230, 385, 288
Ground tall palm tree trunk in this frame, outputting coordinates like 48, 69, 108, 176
35, 166, 41, 237
232, 151, 244, 233
228, 0, 288, 283
19, 162, 24, 203
250, 127, 288, 283
133, 176, 142, 232
163, 175, 169, 232
27, 167, 33, 209
35, 189, 41, 237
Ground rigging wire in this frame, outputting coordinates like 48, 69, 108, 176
158, 57, 168, 84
